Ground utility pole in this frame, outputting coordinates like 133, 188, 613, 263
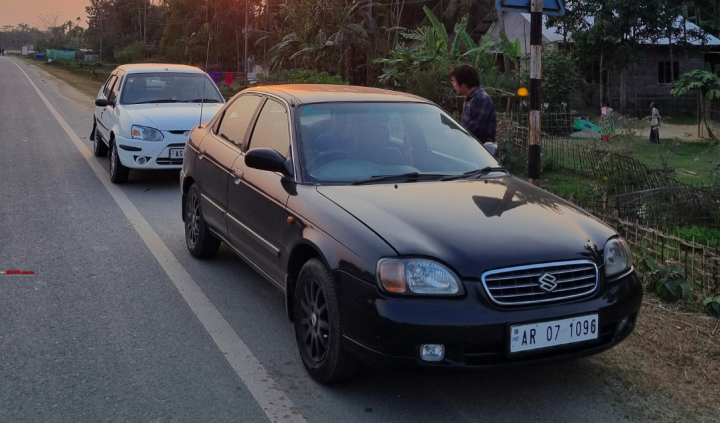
100, 15, 103, 61
244, 0, 249, 78
528, 0, 543, 187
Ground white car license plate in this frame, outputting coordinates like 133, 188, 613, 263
169, 148, 184, 159
510, 314, 598, 353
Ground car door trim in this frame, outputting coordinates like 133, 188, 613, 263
200, 152, 233, 176
200, 193, 226, 215
208, 228, 285, 291
226, 212, 281, 257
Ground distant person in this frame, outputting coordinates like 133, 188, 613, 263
601, 100, 615, 142
650, 102, 661, 144
450, 64, 496, 144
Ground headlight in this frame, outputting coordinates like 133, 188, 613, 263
604, 238, 632, 278
131, 125, 164, 141
377, 258, 462, 295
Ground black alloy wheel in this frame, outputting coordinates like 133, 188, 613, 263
184, 184, 221, 258
294, 259, 360, 384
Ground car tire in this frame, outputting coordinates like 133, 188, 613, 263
109, 139, 129, 184
294, 258, 360, 384
184, 184, 221, 258
92, 121, 108, 157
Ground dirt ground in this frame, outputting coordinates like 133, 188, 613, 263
595, 297, 720, 421
638, 124, 705, 141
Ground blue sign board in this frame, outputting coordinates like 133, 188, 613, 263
496, 0, 566, 16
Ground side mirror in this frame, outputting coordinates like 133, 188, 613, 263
245, 148, 294, 178
95, 99, 113, 107
484, 142, 498, 157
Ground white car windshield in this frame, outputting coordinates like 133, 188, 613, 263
296, 102, 500, 184
120, 72, 224, 105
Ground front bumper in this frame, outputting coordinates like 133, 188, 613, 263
335, 270, 643, 368
114, 133, 188, 169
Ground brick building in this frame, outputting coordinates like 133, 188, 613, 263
478, 11, 720, 115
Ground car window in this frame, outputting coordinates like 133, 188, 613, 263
108, 73, 123, 103
216, 95, 263, 148
296, 102, 499, 183
120, 72, 224, 105
102, 75, 117, 98
248, 99, 291, 159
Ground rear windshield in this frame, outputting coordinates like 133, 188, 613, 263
120, 72, 224, 105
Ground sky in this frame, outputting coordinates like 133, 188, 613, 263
0, 0, 90, 28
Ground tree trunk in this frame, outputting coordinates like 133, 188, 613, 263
633, 63, 638, 117
620, 70, 626, 114
606, 69, 610, 106
599, 50, 604, 109
236, 24, 241, 72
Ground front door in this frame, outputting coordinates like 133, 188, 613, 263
95, 73, 117, 141
227, 97, 292, 286
195, 94, 263, 236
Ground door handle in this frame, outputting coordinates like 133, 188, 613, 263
233, 168, 243, 184
198, 146, 206, 160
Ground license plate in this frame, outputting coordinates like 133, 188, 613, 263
169, 148, 184, 159
510, 314, 598, 353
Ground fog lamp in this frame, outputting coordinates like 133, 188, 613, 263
420, 344, 445, 362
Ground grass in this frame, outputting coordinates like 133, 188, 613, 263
632, 137, 717, 185
674, 225, 720, 246
542, 170, 606, 201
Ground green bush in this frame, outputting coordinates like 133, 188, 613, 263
114, 41, 144, 65
258, 69, 345, 85
639, 256, 692, 300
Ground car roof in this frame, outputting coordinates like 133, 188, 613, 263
243, 84, 432, 105
116, 63, 207, 75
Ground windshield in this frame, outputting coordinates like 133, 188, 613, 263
120, 72, 224, 105
296, 102, 500, 184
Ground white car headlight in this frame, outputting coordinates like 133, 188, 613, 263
131, 125, 164, 141
377, 258, 462, 295
604, 238, 633, 278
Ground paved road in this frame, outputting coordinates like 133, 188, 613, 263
0, 57, 692, 423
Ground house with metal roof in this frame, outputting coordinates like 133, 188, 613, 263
478, 11, 720, 114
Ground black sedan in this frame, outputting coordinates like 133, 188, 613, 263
179, 85, 642, 384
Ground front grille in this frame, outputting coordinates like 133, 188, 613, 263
168, 130, 189, 135
156, 158, 183, 165
166, 143, 186, 147
482, 260, 598, 306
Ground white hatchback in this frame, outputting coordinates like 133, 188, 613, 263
91, 64, 225, 183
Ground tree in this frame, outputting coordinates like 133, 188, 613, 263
670, 70, 720, 140
542, 49, 582, 111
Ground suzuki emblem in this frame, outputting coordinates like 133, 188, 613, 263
538, 273, 558, 292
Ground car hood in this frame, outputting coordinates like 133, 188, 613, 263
122, 103, 223, 130
316, 176, 615, 278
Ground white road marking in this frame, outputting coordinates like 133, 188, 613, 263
5, 58, 307, 423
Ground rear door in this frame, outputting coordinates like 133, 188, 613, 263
195, 94, 263, 237
226, 97, 292, 286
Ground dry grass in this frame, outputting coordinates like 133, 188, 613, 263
596, 296, 720, 420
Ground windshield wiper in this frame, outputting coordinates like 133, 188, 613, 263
439, 166, 507, 181
133, 99, 181, 104
186, 98, 221, 103
352, 172, 448, 186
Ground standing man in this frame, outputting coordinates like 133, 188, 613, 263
450, 64, 497, 144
